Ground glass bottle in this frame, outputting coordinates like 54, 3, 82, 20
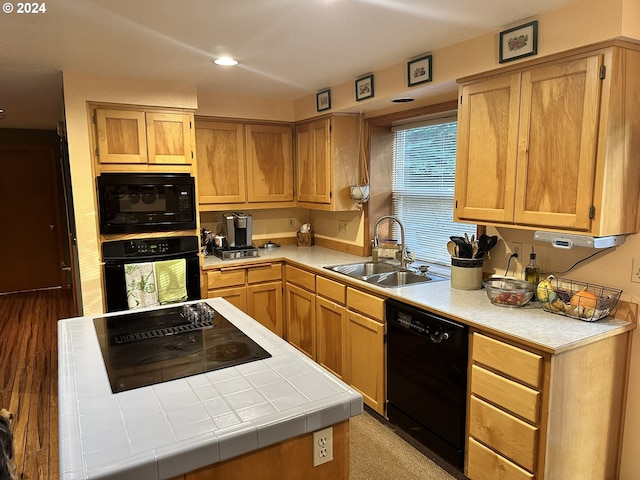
524, 248, 540, 285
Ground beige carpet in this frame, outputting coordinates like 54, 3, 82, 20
350, 410, 463, 480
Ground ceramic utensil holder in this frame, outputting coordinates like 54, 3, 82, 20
451, 257, 483, 290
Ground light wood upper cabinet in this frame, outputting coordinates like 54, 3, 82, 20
95, 108, 193, 166
295, 114, 362, 211
246, 124, 294, 203
196, 120, 294, 208
146, 112, 194, 165
455, 43, 640, 236
196, 121, 246, 204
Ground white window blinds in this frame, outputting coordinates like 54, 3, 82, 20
392, 117, 476, 266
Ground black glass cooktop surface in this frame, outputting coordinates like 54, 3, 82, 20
93, 302, 271, 393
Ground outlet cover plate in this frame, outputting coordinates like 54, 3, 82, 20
312, 427, 333, 466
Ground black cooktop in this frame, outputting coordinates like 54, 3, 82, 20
93, 302, 271, 393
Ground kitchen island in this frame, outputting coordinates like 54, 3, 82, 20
57, 298, 363, 479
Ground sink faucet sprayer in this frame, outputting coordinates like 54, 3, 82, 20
373, 215, 414, 270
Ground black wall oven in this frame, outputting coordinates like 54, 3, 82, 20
102, 236, 201, 313
97, 173, 196, 234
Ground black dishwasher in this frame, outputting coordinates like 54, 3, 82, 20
386, 298, 468, 470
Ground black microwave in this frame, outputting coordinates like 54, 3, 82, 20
97, 173, 196, 234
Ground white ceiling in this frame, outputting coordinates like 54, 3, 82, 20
0, 0, 577, 129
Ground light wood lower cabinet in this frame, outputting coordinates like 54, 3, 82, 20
467, 331, 630, 480
206, 263, 283, 336
284, 266, 386, 415
345, 308, 385, 415
284, 282, 316, 358
316, 276, 347, 380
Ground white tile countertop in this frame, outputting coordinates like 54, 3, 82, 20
58, 298, 363, 480
204, 246, 635, 354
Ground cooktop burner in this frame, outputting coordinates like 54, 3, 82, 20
93, 302, 271, 393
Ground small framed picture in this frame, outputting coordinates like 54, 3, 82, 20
316, 89, 331, 112
407, 55, 432, 87
355, 74, 374, 101
499, 21, 538, 63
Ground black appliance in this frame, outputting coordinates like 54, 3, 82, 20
102, 236, 201, 313
93, 301, 271, 393
386, 298, 469, 470
97, 173, 196, 234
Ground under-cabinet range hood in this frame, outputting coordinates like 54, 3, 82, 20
534, 231, 626, 249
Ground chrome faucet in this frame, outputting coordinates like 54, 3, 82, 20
373, 215, 413, 270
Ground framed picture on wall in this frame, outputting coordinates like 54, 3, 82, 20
499, 21, 538, 63
316, 89, 331, 112
355, 74, 374, 101
407, 55, 432, 87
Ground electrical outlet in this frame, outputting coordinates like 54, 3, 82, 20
312, 427, 333, 466
510, 242, 522, 260
338, 220, 348, 234
632, 258, 640, 283
288, 217, 294, 228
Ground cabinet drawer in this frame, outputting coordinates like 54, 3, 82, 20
285, 265, 315, 291
206, 269, 245, 289
469, 396, 538, 472
247, 263, 282, 284
472, 333, 543, 388
316, 276, 346, 305
347, 288, 384, 321
471, 365, 540, 424
467, 437, 534, 480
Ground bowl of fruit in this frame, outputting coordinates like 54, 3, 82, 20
483, 277, 535, 307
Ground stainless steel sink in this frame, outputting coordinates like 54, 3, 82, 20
327, 262, 398, 277
324, 262, 446, 288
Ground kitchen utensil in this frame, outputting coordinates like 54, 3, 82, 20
450, 236, 472, 258
447, 241, 457, 257
473, 234, 499, 259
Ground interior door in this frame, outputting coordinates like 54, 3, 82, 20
0, 144, 65, 292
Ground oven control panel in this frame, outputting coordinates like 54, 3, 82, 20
102, 236, 199, 260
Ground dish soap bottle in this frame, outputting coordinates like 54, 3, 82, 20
524, 247, 540, 285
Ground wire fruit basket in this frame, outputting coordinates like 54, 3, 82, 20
537, 276, 622, 322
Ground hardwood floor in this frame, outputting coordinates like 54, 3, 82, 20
0, 288, 75, 479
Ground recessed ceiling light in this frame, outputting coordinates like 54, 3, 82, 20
212, 57, 239, 66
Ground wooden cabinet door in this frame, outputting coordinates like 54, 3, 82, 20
195, 121, 246, 204
455, 74, 520, 224
284, 282, 316, 359
515, 55, 603, 230
295, 118, 331, 204
95, 109, 148, 164
316, 296, 346, 379
345, 310, 385, 415
207, 286, 247, 312
146, 112, 193, 165
246, 124, 293, 203
247, 281, 283, 337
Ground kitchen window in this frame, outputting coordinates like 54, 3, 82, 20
392, 116, 476, 266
